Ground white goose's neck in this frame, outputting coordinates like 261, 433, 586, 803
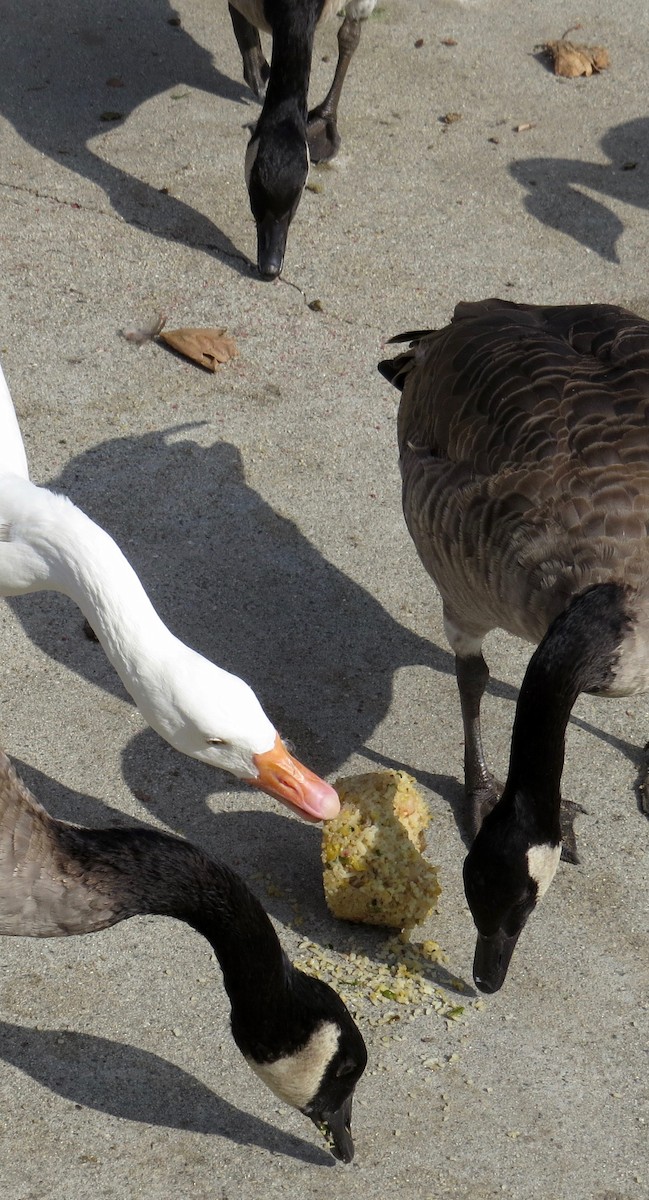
0, 366, 29, 480
1, 476, 188, 721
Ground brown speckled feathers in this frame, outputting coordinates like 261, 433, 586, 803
0, 751, 119, 936
389, 299, 649, 651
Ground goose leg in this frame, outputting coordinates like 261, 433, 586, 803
558, 799, 585, 865
635, 741, 649, 816
455, 653, 501, 838
229, 3, 270, 99
306, 13, 362, 163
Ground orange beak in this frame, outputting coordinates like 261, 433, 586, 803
251, 735, 340, 820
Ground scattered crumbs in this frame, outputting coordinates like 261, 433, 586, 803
294, 936, 465, 1029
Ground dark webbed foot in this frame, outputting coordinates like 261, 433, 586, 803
306, 110, 341, 164
306, 14, 362, 163
559, 798, 586, 865
467, 774, 503, 840
635, 741, 649, 816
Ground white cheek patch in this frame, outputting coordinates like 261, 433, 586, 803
246, 1021, 340, 1111
527, 843, 561, 899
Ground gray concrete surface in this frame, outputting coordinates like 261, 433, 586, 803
0, 1, 648, 1197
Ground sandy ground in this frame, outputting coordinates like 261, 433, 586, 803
0, 1, 647, 1197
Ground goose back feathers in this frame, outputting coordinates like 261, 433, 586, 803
380, 298, 649, 990
385, 299, 649, 659
0, 750, 366, 1159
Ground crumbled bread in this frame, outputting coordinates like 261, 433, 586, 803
322, 771, 441, 931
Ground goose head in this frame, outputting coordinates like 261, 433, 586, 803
463, 796, 561, 993
245, 117, 308, 279
240, 972, 367, 1162
135, 653, 339, 821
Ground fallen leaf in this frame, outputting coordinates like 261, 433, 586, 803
414, 38, 424, 48
440, 37, 458, 46
100, 110, 123, 122
308, 299, 324, 312
543, 39, 610, 78
158, 327, 238, 371
442, 111, 462, 124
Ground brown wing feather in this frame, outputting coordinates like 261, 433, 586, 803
0, 752, 119, 936
392, 300, 649, 644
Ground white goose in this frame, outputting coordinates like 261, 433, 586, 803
0, 364, 338, 820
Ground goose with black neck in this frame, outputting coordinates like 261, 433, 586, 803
230, 0, 377, 278
0, 750, 367, 1159
380, 298, 649, 992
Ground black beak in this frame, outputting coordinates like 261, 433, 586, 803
256, 212, 291, 280
473, 928, 522, 993
309, 1093, 355, 1163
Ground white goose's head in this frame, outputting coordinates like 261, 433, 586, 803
135, 649, 339, 821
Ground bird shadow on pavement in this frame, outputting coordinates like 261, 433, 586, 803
0, 1021, 332, 1164
0, 0, 257, 275
509, 117, 649, 264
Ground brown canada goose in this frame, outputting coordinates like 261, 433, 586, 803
379, 298, 649, 992
0, 362, 339, 822
228, 0, 377, 277
0, 749, 366, 1159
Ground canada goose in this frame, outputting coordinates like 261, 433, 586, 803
229, 0, 377, 278
0, 363, 338, 821
0, 749, 366, 1159
379, 298, 649, 992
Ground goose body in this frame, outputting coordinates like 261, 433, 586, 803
0, 363, 338, 821
0, 749, 366, 1158
379, 298, 649, 990
229, 0, 377, 277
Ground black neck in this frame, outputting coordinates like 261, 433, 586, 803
262, 3, 318, 116
504, 583, 629, 830
58, 825, 292, 1038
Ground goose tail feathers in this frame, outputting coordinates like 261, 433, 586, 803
378, 329, 432, 391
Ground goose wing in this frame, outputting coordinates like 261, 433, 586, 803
385, 300, 649, 642
0, 752, 118, 936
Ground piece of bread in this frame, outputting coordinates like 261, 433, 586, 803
321, 770, 441, 931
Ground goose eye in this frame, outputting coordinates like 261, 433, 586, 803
207, 737, 226, 746
335, 1059, 355, 1079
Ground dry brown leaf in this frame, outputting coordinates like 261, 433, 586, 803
158, 327, 238, 372
544, 39, 610, 78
